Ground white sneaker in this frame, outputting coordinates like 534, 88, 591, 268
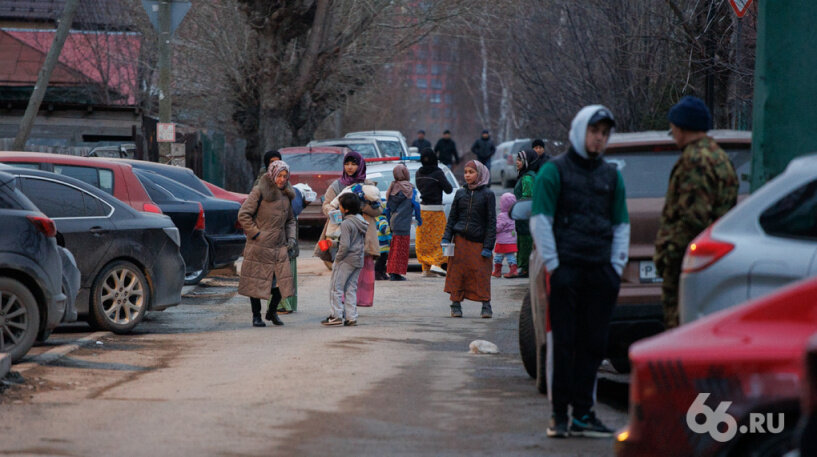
430, 265, 447, 276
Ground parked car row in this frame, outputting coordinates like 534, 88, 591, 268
0, 150, 249, 362
285, 130, 412, 228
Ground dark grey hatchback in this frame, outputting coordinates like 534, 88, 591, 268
4, 168, 185, 334
0, 170, 65, 361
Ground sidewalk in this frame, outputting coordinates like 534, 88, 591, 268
231, 256, 331, 278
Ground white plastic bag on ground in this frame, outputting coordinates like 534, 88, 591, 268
469, 340, 499, 354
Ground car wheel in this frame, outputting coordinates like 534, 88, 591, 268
518, 292, 536, 379
0, 277, 40, 362
535, 342, 549, 395
90, 261, 150, 334
184, 247, 210, 286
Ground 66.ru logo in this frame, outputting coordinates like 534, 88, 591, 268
686, 393, 785, 442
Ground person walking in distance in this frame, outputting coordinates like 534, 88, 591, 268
434, 130, 459, 166
513, 148, 541, 278
321, 193, 368, 327
412, 130, 432, 153
385, 164, 422, 281
470, 129, 496, 170
415, 148, 453, 277
238, 160, 298, 327
654, 96, 738, 329
442, 160, 496, 318
493, 192, 519, 278
531, 105, 630, 438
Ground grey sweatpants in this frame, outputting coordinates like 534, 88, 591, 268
330, 262, 362, 321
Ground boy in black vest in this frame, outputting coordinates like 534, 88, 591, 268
530, 105, 630, 438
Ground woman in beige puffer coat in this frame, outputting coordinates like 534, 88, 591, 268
238, 160, 297, 327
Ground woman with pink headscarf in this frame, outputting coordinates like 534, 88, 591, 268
237, 160, 297, 327
384, 164, 422, 281
441, 160, 497, 318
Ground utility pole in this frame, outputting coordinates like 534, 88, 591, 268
158, 0, 172, 163
11, 0, 80, 151
750, 1, 817, 190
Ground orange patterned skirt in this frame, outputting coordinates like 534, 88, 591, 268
416, 210, 448, 270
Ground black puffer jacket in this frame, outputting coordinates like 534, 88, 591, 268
416, 168, 453, 205
443, 185, 496, 251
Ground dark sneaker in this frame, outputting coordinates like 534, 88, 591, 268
546, 414, 569, 438
389, 274, 407, 281
450, 302, 462, 318
321, 316, 343, 326
570, 412, 613, 438
343, 319, 357, 326
481, 302, 493, 318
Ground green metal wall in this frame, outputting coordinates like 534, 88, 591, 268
751, 1, 817, 190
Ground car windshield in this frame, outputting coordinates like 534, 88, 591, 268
284, 153, 345, 171
604, 148, 752, 198
376, 140, 403, 157
344, 144, 378, 158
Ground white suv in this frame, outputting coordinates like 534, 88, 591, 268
345, 131, 409, 158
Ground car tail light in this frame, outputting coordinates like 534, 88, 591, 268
195, 203, 205, 231
507, 154, 515, 165
682, 227, 734, 273
143, 203, 163, 214
26, 214, 57, 237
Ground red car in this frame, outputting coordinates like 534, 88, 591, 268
280, 146, 350, 226
202, 181, 248, 206
800, 334, 817, 455
0, 151, 161, 214
615, 277, 817, 457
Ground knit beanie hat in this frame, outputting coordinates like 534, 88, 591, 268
668, 96, 712, 132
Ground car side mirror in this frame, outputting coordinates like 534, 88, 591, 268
408, 147, 418, 155
510, 200, 532, 221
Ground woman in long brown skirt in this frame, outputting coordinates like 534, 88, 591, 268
442, 160, 497, 318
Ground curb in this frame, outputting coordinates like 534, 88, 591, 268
13, 331, 112, 375
0, 352, 9, 379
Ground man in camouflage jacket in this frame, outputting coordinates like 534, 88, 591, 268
654, 96, 738, 328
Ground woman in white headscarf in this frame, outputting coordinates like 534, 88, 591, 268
441, 160, 497, 318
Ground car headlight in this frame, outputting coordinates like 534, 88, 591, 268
162, 227, 181, 247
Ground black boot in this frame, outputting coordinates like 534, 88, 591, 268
267, 307, 284, 326
481, 301, 493, 319
265, 288, 284, 325
251, 298, 265, 327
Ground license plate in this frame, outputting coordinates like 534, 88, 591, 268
639, 261, 663, 284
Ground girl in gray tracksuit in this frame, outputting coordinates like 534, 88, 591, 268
322, 193, 368, 326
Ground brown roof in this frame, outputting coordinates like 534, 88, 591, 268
0, 0, 134, 30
